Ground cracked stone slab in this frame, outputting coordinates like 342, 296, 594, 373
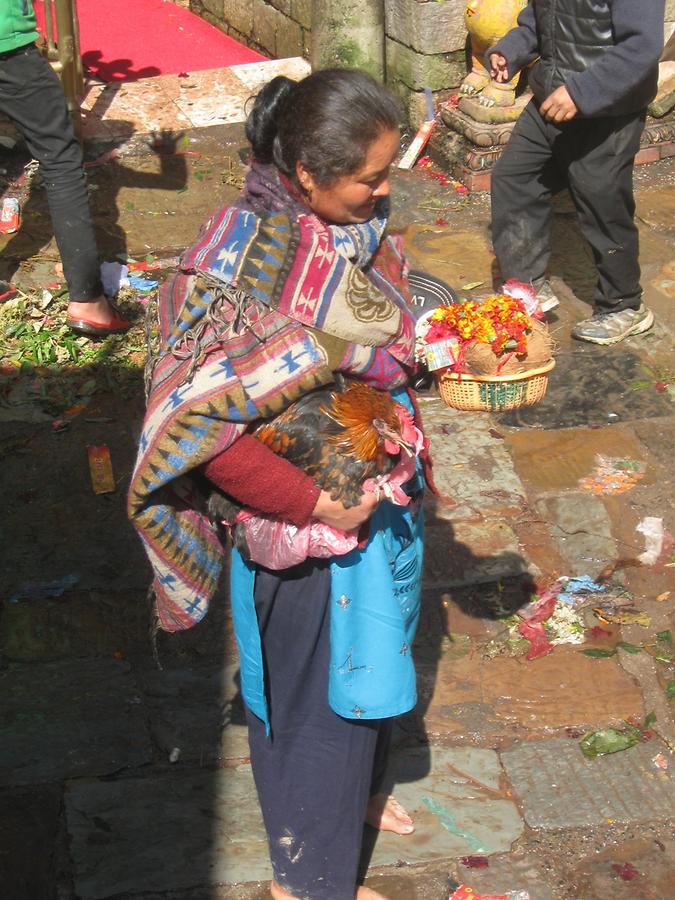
418, 645, 644, 740
0, 659, 152, 786
534, 493, 617, 578
501, 737, 675, 829
421, 402, 528, 520
138, 664, 250, 763
368, 746, 523, 867
0, 787, 61, 897
497, 346, 674, 430
424, 520, 534, 589
65, 766, 269, 898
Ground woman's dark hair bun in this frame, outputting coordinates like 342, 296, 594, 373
245, 76, 296, 164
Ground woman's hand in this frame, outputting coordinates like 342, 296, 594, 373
312, 490, 379, 531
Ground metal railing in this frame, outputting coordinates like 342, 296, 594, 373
40, 0, 84, 132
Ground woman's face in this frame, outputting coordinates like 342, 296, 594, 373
297, 127, 400, 225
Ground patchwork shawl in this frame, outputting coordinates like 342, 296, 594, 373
128, 163, 417, 632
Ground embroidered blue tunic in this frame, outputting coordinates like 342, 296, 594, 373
229, 387, 424, 731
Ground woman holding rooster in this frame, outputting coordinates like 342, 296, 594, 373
129, 69, 431, 899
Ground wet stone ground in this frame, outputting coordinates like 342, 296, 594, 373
0, 98, 674, 900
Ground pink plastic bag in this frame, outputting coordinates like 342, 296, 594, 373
236, 512, 359, 570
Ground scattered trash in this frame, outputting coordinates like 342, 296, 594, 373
461, 281, 486, 291
0, 196, 20, 234
594, 609, 652, 627
449, 887, 530, 900
652, 753, 669, 770
87, 444, 116, 494
9, 574, 79, 603
612, 862, 640, 881
461, 856, 489, 869
579, 712, 656, 759
656, 590, 671, 602
127, 274, 159, 293
84, 147, 121, 168
416, 156, 470, 194
169, 747, 181, 763
580, 728, 641, 758
398, 87, 435, 169
100, 261, 130, 296
578, 455, 645, 495
517, 618, 554, 660
423, 797, 484, 852
128, 256, 180, 272
636, 516, 664, 565
555, 575, 606, 605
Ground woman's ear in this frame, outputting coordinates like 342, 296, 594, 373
295, 161, 315, 196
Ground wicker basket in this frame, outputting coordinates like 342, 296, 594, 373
437, 360, 555, 412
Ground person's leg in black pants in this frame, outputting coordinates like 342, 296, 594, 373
0, 43, 129, 333
562, 113, 645, 313
491, 99, 565, 285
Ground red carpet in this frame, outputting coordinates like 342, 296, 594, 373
34, 0, 266, 82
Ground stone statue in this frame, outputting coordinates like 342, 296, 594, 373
460, 0, 528, 108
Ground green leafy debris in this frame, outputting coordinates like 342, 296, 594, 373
616, 641, 642, 654
579, 728, 639, 759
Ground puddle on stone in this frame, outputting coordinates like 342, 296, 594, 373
421, 646, 644, 736
498, 346, 673, 429
398, 224, 495, 294
505, 425, 652, 492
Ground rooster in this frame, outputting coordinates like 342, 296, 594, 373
206, 379, 418, 560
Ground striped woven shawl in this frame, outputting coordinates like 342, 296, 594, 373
128, 164, 416, 631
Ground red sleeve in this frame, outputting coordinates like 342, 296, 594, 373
202, 434, 320, 526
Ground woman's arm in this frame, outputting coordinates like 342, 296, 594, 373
203, 434, 319, 526
203, 435, 378, 530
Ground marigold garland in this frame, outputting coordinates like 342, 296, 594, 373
425, 293, 533, 358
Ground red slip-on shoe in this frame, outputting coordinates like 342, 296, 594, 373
66, 311, 133, 336
0, 280, 18, 302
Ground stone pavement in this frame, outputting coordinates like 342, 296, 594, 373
1, 69, 675, 900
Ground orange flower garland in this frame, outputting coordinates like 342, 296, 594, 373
424, 293, 533, 359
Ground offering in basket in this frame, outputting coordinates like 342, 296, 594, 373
416, 283, 555, 412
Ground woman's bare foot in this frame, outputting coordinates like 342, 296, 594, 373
270, 881, 389, 899
365, 793, 415, 835
357, 887, 389, 899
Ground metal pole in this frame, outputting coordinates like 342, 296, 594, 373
44, 0, 84, 135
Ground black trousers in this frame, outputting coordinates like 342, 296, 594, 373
0, 43, 102, 300
246, 561, 392, 899
491, 99, 645, 313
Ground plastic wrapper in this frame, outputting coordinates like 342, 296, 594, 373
237, 513, 360, 570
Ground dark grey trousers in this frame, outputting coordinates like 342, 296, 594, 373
246, 561, 391, 899
491, 99, 645, 313
0, 43, 103, 300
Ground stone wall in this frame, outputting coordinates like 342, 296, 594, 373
189, 1, 310, 60
385, 0, 468, 126
191, 1, 675, 127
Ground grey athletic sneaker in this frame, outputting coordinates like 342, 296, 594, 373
532, 276, 560, 312
571, 304, 654, 345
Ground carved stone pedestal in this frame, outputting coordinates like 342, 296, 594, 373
439, 98, 675, 192
440, 93, 531, 191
